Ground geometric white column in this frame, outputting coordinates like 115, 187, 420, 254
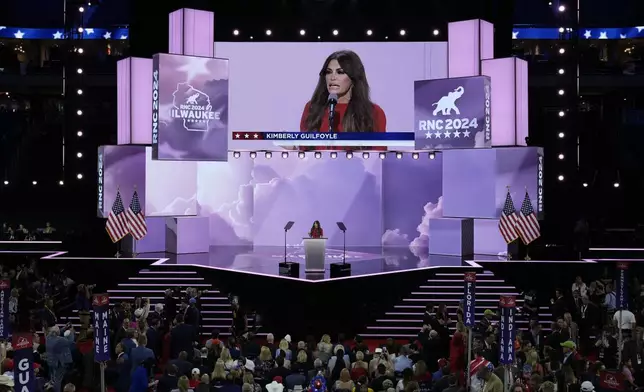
447, 19, 494, 77
168, 8, 215, 57
117, 57, 153, 145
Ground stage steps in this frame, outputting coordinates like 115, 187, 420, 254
361, 269, 552, 339
58, 265, 245, 337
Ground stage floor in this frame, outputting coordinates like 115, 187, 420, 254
142, 246, 503, 281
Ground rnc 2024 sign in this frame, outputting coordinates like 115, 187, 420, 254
414, 76, 491, 150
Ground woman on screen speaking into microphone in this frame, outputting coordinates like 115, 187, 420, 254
299, 50, 387, 149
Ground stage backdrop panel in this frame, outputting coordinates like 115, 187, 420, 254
212, 42, 448, 150
442, 147, 544, 219
250, 154, 383, 248
381, 153, 443, 253
414, 76, 491, 150
145, 147, 198, 216
97, 145, 146, 218
152, 53, 229, 161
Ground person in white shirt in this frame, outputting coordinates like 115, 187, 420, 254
613, 308, 636, 334
572, 276, 588, 298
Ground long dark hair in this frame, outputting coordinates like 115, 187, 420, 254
304, 50, 375, 132
311, 221, 321, 231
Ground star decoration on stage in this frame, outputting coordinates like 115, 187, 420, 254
424, 129, 471, 139
233, 132, 260, 140
0, 27, 6, 31
85, 28, 94, 35
584, 30, 591, 39
103, 31, 111, 39
14, 30, 24, 39
636, 26, 644, 33
53, 31, 63, 39
512, 31, 519, 39
177, 57, 212, 81
620, 34, 627, 39
598, 32, 608, 39
120, 35, 128, 40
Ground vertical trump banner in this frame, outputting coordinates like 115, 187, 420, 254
13, 334, 35, 392
414, 76, 491, 150
0, 280, 10, 340
93, 294, 111, 362
499, 295, 516, 365
463, 272, 476, 327
616, 262, 629, 310
152, 53, 229, 161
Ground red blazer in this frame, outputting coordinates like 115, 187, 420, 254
299, 101, 387, 151
310, 227, 323, 238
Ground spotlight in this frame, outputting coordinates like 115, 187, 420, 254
558, 153, 564, 160
379, 152, 386, 159
299, 29, 306, 36
265, 152, 272, 159
396, 152, 403, 159
32, 181, 37, 185
317, 36, 321, 40
582, 182, 588, 187
559, 27, 564, 33
332, 29, 339, 36
614, 182, 620, 188
298, 152, 305, 159
3, 181, 8, 185
77, 174, 83, 180
78, 27, 84, 33
399, 29, 406, 36
558, 89, 564, 95
557, 175, 564, 181
265, 29, 272, 36
77, 89, 83, 95
314, 151, 322, 159
282, 152, 289, 159
432, 29, 439, 36
250, 36, 254, 40
77, 68, 83, 74
558, 68, 565, 75
76, 109, 83, 116
233, 29, 239, 36
77, 130, 83, 137
76, 152, 83, 158
250, 151, 257, 159
558, 5, 566, 12
366, 29, 373, 36
346, 152, 353, 159
362, 152, 369, 159
558, 132, 565, 138
559, 48, 565, 54
78, 6, 84, 12
233, 151, 241, 158
429, 152, 436, 160
330, 152, 337, 159
58, 180, 64, 186
558, 111, 565, 117
412, 152, 419, 159
78, 48, 84, 54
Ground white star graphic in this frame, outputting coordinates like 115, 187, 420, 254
120, 35, 128, 40
463, 130, 471, 138
433, 131, 441, 139
85, 28, 94, 35
14, 30, 24, 39
103, 31, 111, 39
234, 133, 240, 138
177, 57, 212, 82
512, 31, 518, 39
425, 131, 432, 139
620, 34, 627, 39
583, 30, 591, 39
453, 130, 461, 138
0, 27, 6, 30
598, 32, 608, 39
52, 31, 63, 39
244, 134, 249, 139
443, 131, 451, 138
636, 26, 644, 33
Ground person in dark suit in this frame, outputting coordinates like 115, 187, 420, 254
46, 325, 75, 392
157, 364, 179, 392
170, 314, 197, 360
169, 351, 193, 378
265, 357, 291, 383
523, 319, 546, 356
130, 335, 155, 375
481, 331, 498, 367
146, 320, 160, 357
551, 289, 568, 321
114, 343, 131, 392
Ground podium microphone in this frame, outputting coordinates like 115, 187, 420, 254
327, 93, 338, 133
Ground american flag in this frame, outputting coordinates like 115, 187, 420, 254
498, 190, 520, 244
516, 191, 541, 245
127, 190, 147, 240
106, 190, 128, 243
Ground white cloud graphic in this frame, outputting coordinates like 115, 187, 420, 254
381, 229, 410, 247
410, 196, 444, 248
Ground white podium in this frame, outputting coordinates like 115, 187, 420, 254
303, 237, 327, 272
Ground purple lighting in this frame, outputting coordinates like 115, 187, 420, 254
447, 20, 494, 78
169, 9, 215, 57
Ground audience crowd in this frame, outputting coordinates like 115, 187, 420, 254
0, 260, 641, 392
1, 222, 58, 241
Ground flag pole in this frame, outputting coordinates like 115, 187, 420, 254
132, 184, 138, 258
523, 186, 531, 261
114, 186, 122, 258
505, 185, 513, 261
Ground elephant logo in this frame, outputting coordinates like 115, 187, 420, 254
432, 86, 464, 116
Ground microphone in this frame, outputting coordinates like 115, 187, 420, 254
327, 93, 338, 133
